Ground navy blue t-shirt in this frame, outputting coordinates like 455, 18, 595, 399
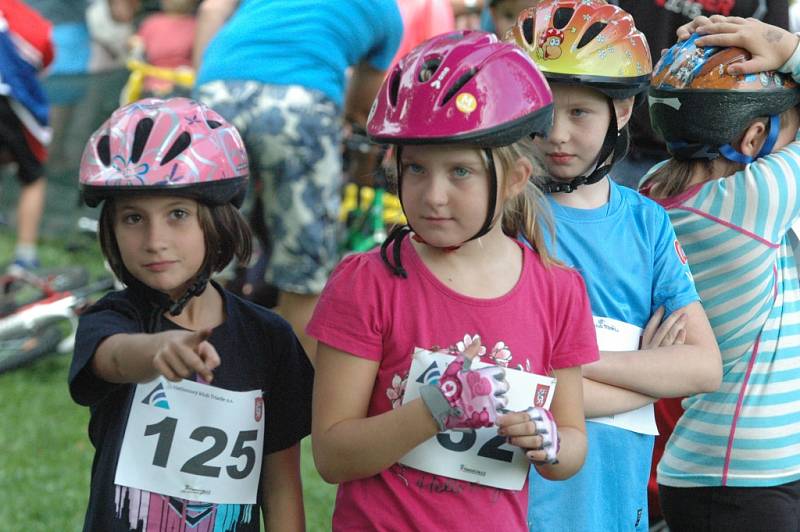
69, 281, 313, 532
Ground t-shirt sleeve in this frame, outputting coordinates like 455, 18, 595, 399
651, 207, 700, 315
362, 0, 404, 71
69, 293, 142, 407
550, 269, 600, 370
263, 323, 314, 454
306, 253, 385, 361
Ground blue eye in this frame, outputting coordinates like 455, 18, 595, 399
453, 166, 471, 178
404, 162, 424, 174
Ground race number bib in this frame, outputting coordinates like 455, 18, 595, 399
589, 316, 658, 435
399, 348, 556, 491
115, 377, 265, 504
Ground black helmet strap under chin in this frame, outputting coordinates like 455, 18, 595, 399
539, 100, 620, 194
383, 146, 500, 277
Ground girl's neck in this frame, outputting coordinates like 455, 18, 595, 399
167, 282, 225, 331
551, 176, 610, 209
411, 226, 523, 299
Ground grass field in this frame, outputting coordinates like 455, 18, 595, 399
0, 230, 336, 530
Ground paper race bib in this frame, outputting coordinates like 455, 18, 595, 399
115, 377, 265, 504
589, 316, 658, 435
399, 348, 556, 491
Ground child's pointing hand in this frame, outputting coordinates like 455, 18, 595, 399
152, 328, 221, 383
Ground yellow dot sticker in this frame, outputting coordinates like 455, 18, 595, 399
456, 92, 477, 114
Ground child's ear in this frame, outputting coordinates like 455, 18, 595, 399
613, 97, 635, 130
507, 156, 533, 197
738, 119, 768, 158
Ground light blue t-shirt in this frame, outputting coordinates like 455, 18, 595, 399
196, 0, 403, 107
528, 179, 699, 531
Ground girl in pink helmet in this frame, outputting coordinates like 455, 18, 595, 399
70, 97, 313, 532
307, 30, 599, 530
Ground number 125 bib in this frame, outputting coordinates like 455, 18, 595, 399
115, 377, 265, 505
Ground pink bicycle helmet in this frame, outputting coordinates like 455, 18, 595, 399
368, 30, 553, 146
80, 97, 248, 208
368, 31, 553, 277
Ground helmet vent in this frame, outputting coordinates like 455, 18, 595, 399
522, 18, 535, 44
419, 58, 442, 82
441, 68, 477, 106
207, 120, 222, 129
130, 118, 154, 164
388, 68, 402, 107
97, 135, 111, 166
553, 8, 574, 29
161, 131, 191, 165
577, 22, 607, 49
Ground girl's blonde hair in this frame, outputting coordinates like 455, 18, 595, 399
492, 137, 558, 266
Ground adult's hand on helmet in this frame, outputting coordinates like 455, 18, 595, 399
420, 336, 509, 431
679, 16, 799, 75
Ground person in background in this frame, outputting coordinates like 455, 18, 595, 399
1, 0, 53, 272
129, 0, 197, 96
193, 0, 402, 362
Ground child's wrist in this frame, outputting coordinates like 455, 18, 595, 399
778, 34, 800, 74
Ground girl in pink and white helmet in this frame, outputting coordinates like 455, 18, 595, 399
70, 97, 313, 531
307, 30, 599, 531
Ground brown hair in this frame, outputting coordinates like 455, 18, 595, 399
98, 197, 252, 283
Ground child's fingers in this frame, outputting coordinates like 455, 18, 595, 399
196, 341, 221, 383
651, 310, 682, 345
496, 410, 532, 430
154, 353, 185, 382
641, 306, 665, 346
675, 328, 687, 346
462, 335, 482, 360
185, 327, 213, 348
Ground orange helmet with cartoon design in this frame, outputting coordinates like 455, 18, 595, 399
510, 0, 652, 100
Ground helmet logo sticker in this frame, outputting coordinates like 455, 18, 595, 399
537, 28, 564, 60
430, 66, 451, 90
455, 93, 477, 114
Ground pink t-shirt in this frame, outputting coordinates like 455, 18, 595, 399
307, 237, 599, 531
390, 0, 455, 68
137, 13, 196, 92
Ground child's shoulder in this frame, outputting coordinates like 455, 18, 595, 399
329, 247, 394, 284
218, 284, 293, 331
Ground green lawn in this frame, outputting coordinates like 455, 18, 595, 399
0, 230, 336, 530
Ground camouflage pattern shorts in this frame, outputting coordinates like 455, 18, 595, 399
196, 80, 342, 294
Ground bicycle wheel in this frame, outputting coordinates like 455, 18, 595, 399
0, 324, 63, 375
1, 266, 90, 314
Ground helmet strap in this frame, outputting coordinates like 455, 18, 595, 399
539, 100, 620, 194
719, 114, 781, 165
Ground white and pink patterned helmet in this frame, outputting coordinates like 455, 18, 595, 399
79, 97, 249, 207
